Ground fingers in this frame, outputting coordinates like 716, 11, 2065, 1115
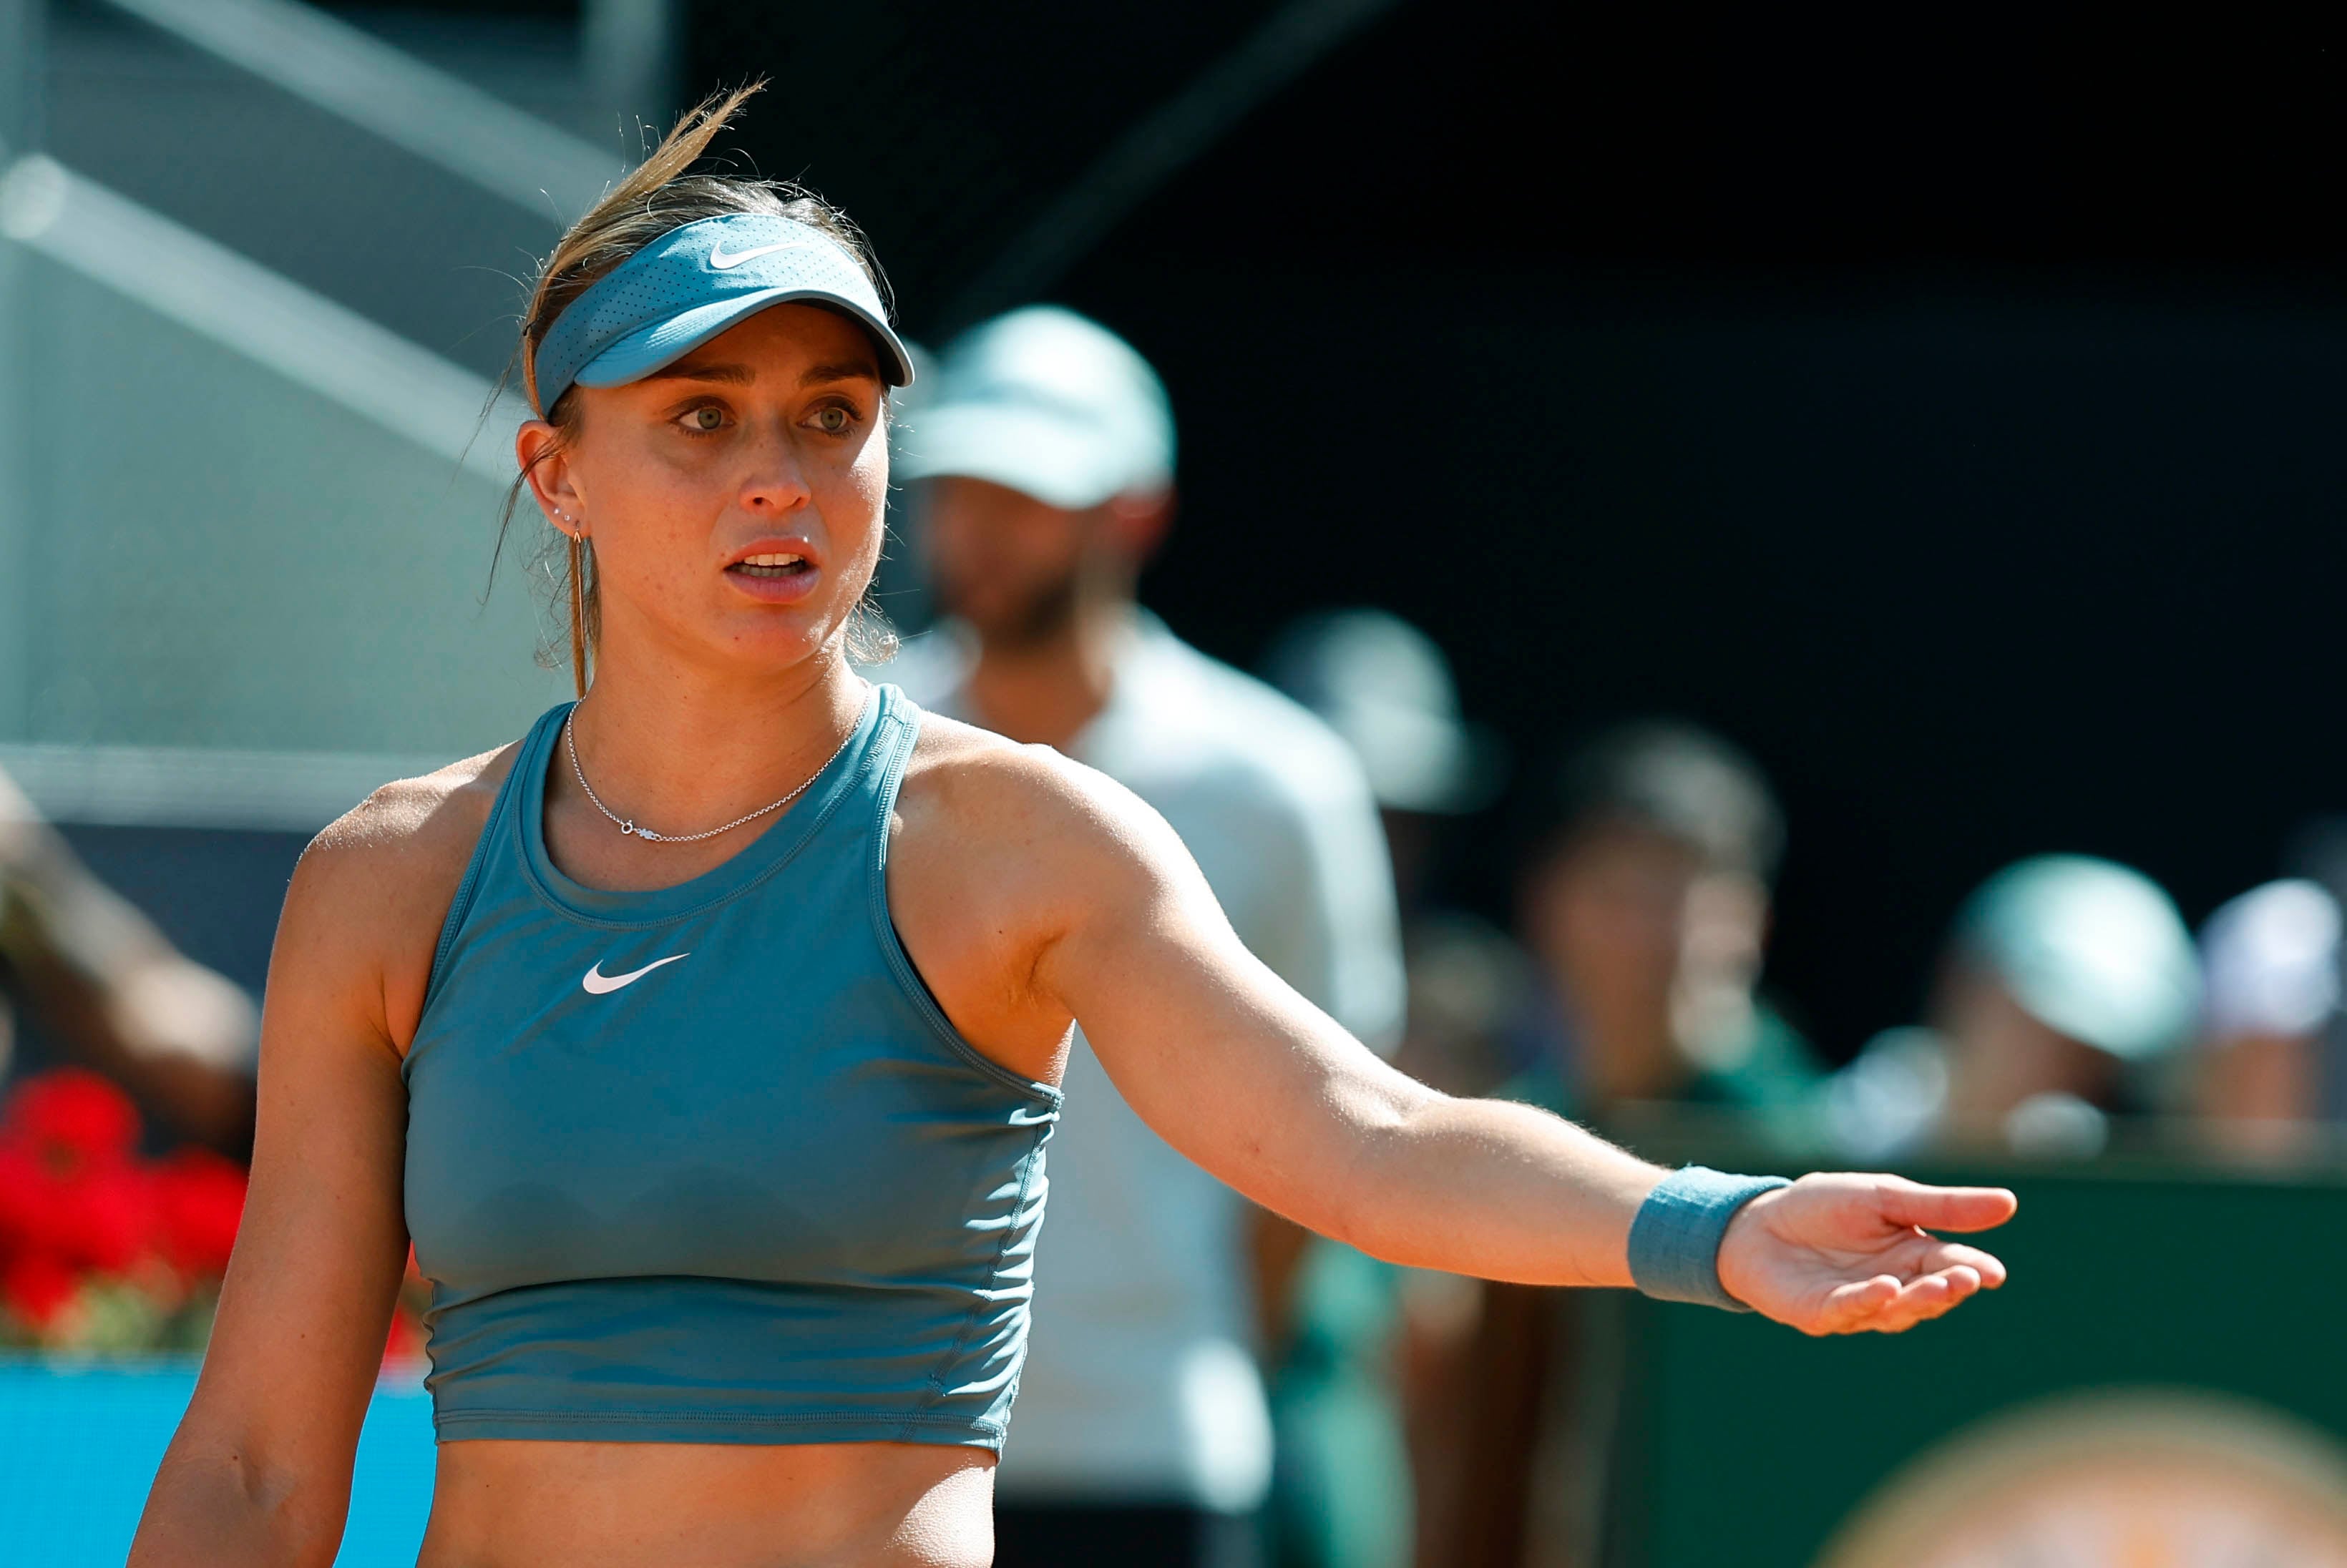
1845, 1266, 1984, 1334
1873, 1177, 2019, 1234
1892, 1265, 1982, 1329
1814, 1261, 1993, 1336
1819, 1273, 1900, 1332
1916, 1240, 2009, 1290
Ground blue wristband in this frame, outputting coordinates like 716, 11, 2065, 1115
1626, 1166, 1792, 1312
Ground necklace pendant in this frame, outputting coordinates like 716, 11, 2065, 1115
638, 827, 665, 842
620, 819, 637, 836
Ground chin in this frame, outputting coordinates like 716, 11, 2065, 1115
710, 612, 846, 674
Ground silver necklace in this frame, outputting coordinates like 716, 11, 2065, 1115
563, 707, 859, 844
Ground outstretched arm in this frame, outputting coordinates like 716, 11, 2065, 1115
1028, 765, 2014, 1335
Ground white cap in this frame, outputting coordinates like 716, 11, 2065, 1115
897, 306, 1174, 511
2199, 878, 2343, 1040
1956, 855, 2200, 1062
1261, 609, 1503, 814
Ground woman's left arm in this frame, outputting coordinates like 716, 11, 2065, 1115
1028, 767, 2015, 1337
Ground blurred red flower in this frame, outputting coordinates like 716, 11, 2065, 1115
0, 1068, 251, 1346
383, 1307, 424, 1368
3, 1067, 141, 1170
1, 1250, 79, 1327
0, 1137, 154, 1269
0, 1140, 49, 1251
66, 1161, 157, 1273
153, 1147, 247, 1278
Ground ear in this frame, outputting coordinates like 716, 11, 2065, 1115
1105, 486, 1177, 562
517, 418, 587, 534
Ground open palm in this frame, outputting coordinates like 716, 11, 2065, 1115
1714, 1173, 2018, 1336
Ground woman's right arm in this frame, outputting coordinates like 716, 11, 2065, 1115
129, 795, 445, 1566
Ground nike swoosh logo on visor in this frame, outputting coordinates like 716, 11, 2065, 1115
707, 240, 813, 270
582, 953, 691, 994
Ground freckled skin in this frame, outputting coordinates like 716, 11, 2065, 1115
130, 303, 2016, 1568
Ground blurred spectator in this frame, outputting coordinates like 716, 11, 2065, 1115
1504, 721, 1822, 1130
2280, 816, 2347, 1127
1430, 722, 1820, 1568
1263, 609, 1528, 1568
2189, 878, 2341, 1160
1828, 854, 2200, 1161
1261, 609, 1523, 1095
894, 306, 1405, 1568
0, 765, 256, 1157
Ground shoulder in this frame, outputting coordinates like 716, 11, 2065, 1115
283, 740, 523, 1041
894, 707, 1215, 961
887, 710, 1210, 1036
300, 743, 516, 894
898, 709, 1172, 863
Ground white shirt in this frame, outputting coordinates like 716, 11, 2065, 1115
887, 612, 1405, 1509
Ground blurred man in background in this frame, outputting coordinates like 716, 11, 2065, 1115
1505, 721, 1822, 1132
0, 765, 257, 1155
2189, 877, 2340, 1160
894, 306, 1405, 1568
1827, 854, 2200, 1161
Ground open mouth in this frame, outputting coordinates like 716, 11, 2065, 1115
728, 552, 813, 579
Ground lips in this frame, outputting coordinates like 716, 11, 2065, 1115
729, 551, 810, 579
722, 539, 822, 604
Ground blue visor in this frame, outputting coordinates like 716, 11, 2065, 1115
530, 212, 914, 415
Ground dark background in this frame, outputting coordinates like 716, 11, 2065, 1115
382, 3, 2347, 1057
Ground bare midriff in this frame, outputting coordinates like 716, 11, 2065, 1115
417, 1439, 997, 1567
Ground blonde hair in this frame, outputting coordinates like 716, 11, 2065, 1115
492, 82, 899, 696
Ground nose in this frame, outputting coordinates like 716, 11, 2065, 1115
736, 416, 816, 516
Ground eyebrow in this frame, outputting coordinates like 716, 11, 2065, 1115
640, 358, 883, 388
643, 360, 755, 386
801, 360, 884, 388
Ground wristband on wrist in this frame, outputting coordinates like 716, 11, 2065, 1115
1626, 1165, 1792, 1312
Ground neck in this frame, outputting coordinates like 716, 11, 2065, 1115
562, 635, 869, 840
961, 599, 1134, 750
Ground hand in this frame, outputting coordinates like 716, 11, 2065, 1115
1715, 1173, 2017, 1336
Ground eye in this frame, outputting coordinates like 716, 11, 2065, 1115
808, 403, 856, 435
676, 404, 728, 435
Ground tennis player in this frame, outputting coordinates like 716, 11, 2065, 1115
130, 87, 2016, 1568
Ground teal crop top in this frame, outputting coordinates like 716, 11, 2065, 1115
401, 684, 1060, 1449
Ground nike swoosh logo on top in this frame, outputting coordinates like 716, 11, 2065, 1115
582, 953, 691, 994
707, 240, 811, 270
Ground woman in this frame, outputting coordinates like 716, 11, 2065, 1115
130, 87, 2014, 1568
